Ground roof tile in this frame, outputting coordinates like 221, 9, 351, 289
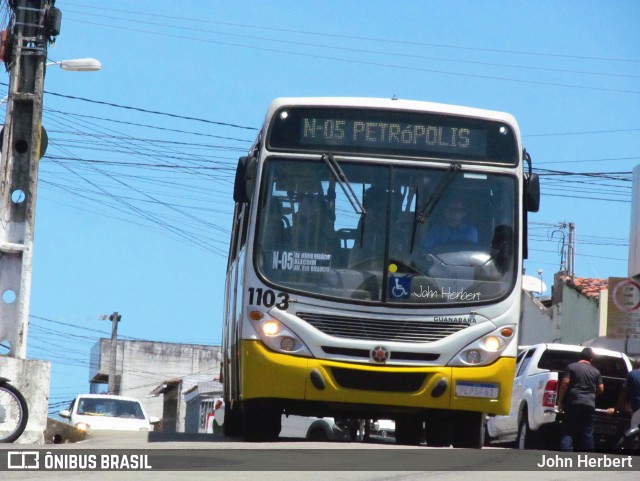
564, 275, 608, 299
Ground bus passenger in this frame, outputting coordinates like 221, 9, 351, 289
490, 225, 514, 274
349, 186, 386, 268
292, 193, 335, 253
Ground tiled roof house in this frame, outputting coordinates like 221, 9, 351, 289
520, 271, 610, 346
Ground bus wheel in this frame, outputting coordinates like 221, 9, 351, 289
395, 415, 423, 445
425, 412, 452, 447
308, 427, 330, 441
241, 400, 282, 442
222, 399, 241, 437
452, 411, 485, 449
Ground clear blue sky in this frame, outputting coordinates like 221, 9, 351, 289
1, 1, 637, 414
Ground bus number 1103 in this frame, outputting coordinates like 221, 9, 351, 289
248, 287, 290, 310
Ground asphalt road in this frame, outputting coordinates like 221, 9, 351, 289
0, 431, 638, 481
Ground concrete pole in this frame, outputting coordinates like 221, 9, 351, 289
0, 2, 59, 442
108, 312, 121, 394
568, 222, 575, 281
629, 166, 640, 278
0, 0, 59, 358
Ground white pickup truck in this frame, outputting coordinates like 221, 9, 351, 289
486, 343, 632, 449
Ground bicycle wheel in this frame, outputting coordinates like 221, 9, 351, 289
0, 383, 29, 443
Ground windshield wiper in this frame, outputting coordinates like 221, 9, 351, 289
415, 163, 462, 224
322, 153, 365, 216
411, 163, 461, 251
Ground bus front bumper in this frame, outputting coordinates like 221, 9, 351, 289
240, 340, 514, 415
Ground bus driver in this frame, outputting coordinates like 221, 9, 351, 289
423, 197, 478, 250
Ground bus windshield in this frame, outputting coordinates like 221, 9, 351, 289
256, 157, 517, 305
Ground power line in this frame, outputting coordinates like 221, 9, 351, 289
0, 81, 259, 131
40, 108, 234, 253
526, 129, 640, 137
45, 155, 237, 171
535, 168, 632, 181
57, 20, 640, 95
63, 2, 640, 64
535, 156, 640, 165
62, 7, 640, 80
45, 108, 253, 143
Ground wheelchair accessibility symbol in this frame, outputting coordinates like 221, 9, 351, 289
389, 277, 411, 299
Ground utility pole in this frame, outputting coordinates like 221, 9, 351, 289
567, 222, 575, 281
0, 0, 61, 357
108, 311, 121, 394
630, 165, 640, 278
0, 0, 60, 442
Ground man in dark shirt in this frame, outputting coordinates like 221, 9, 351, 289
557, 347, 604, 452
607, 356, 640, 429
626, 357, 640, 429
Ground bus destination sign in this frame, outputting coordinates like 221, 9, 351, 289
300, 117, 487, 157
268, 106, 518, 164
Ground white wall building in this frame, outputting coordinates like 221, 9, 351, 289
89, 339, 220, 422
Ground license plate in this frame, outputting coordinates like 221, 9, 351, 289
455, 381, 499, 399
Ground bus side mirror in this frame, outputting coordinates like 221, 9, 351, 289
526, 173, 540, 213
233, 156, 257, 203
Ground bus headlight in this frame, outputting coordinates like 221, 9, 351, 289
280, 337, 296, 352
262, 320, 280, 336
483, 336, 501, 352
250, 311, 312, 357
449, 325, 515, 367
465, 350, 482, 364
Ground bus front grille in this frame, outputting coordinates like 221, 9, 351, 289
297, 312, 469, 343
322, 346, 440, 362
330, 367, 427, 392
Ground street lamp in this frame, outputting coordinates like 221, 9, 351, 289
0, 58, 102, 106
46, 57, 102, 72
537, 269, 544, 296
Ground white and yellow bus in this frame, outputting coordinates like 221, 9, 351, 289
222, 97, 539, 446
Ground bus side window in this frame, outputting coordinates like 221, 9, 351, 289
227, 203, 241, 266
230, 202, 250, 263
242, 204, 251, 247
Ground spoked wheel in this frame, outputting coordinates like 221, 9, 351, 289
0, 383, 29, 443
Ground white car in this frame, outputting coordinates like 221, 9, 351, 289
371, 419, 395, 438
59, 394, 159, 432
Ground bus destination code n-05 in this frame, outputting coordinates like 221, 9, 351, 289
301, 117, 487, 157
267, 106, 519, 163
